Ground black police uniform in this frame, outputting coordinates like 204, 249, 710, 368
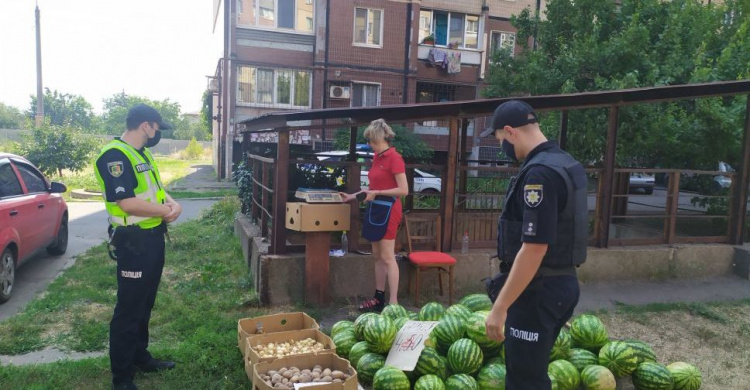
96, 142, 167, 385
496, 140, 587, 390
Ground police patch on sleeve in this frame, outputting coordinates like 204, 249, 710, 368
107, 161, 124, 178
524, 184, 543, 208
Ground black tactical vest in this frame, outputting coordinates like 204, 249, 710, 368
497, 150, 588, 268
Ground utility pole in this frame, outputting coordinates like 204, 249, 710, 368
35, 3, 44, 127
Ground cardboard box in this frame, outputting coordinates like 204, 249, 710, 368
238, 312, 320, 356
245, 329, 336, 367
250, 353, 359, 390
286, 202, 350, 232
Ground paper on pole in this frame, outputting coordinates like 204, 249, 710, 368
384, 321, 440, 371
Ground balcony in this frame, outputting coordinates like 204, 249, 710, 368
417, 44, 482, 66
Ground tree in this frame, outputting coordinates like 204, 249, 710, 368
100, 92, 182, 138
484, 0, 748, 171
17, 119, 100, 176
0, 103, 26, 129
333, 125, 434, 162
201, 89, 214, 140
27, 88, 97, 131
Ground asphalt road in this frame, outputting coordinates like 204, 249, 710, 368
0, 199, 217, 321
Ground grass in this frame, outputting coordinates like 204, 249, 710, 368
0, 198, 271, 389
51, 155, 229, 201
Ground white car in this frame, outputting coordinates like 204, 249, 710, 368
314, 151, 442, 193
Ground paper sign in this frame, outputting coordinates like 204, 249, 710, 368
294, 383, 331, 389
384, 321, 440, 371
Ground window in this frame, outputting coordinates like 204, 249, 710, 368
490, 31, 516, 57
351, 83, 380, 107
237, 65, 311, 107
14, 162, 47, 193
354, 8, 383, 47
237, 0, 314, 33
420, 10, 481, 49
0, 161, 22, 197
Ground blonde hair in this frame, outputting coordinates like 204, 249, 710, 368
363, 119, 396, 142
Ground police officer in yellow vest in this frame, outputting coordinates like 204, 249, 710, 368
94, 104, 182, 390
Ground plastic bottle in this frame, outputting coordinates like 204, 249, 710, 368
461, 231, 469, 254
341, 231, 349, 253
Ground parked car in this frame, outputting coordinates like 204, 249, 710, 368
314, 151, 442, 193
629, 172, 656, 194
0, 153, 68, 303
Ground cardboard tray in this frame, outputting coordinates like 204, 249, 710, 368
238, 312, 320, 356
249, 353, 358, 390
245, 329, 336, 367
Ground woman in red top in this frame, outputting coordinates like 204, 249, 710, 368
340, 119, 409, 312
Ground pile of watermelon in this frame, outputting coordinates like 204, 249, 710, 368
330, 297, 703, 389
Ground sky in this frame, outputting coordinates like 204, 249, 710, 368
0, 0, 223, 115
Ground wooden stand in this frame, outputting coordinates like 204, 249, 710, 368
304, 231, 331, 306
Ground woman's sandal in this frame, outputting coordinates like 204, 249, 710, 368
358, 297, 384, 313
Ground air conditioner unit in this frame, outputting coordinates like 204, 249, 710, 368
329, 85, 350, 99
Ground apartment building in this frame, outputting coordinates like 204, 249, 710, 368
210, 0, 544, 178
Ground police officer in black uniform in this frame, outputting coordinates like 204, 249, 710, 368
94, 104, 182, 390
482, 100, 586, 389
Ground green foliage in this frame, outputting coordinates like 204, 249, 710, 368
333, 125, 434, 162
0, 102, 26, 129
201, 89, 214, 137
233, 161, 253, 214
183, 137, 205, 159
174, 118, 211, 141
484, 0, 749, 170
100, 92, 182, 138
27, 88, 98, 131
17, 120, 100, 176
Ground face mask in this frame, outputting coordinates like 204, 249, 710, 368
502, 139, 517, 162
146, 130, 162, 148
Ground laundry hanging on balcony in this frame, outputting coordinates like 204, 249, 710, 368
428, 48, 447, 67
446, 52, 461, 74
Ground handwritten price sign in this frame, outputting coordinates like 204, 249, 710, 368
385, 321, 439, 371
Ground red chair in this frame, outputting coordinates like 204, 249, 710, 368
404, 214, 456, 306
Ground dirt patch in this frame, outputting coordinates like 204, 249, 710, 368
599, 304, 750, 389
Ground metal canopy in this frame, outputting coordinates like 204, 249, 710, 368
238, 80, 750, 133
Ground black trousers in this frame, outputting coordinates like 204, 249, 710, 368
110, 227, 165, 384
504, 274, 579, 390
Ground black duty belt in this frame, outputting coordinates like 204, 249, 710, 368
499, 261, 576, 278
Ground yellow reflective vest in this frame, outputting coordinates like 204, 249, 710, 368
94, 139, 166, 228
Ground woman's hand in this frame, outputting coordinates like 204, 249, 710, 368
364, 190, 378, 203
338, 192, 355, 203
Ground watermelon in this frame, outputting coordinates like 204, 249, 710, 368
409, 311, 420, 320
476, 363, 506, 390
363, 315, 397, 354
414, 374, 446, 390
432, 314, 466, 349
354, 312, 379, 341
447, 338, 484, 375
480, 342, 504, 360
598, 341, 638, 377
348, 340, 372, 368
356, 353, 386, 385
330, 320, 354, 338
667, 362, 702, 390
460, 294, 493, 312
465, 311, 502, 349
548, 359, 580, 390
331, 329, 357, 358
570, 314, 609, 352
373, 366, 411, 390
549, 373, 559, 390
550, 330, 572, 361
485, 355, 505, 366
416, 346, 449, 380
382, 303, 409, 320
632, 362, 674, 390
569, 348, 599, 372
624, 339, 658, 364
394, 316, 410, 331
419, 302, 446, 321
445, 374, 478, 390
580, 365, 616, 390
446, 304, 473, 321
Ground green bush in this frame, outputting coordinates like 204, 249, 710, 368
17, 120, 100, 176
183, 137, 204, 160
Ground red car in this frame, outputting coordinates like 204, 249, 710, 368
0, 153, 68, 303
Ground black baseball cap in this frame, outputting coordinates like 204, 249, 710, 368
126, 104, 173, 130
480, 100, 537, 137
